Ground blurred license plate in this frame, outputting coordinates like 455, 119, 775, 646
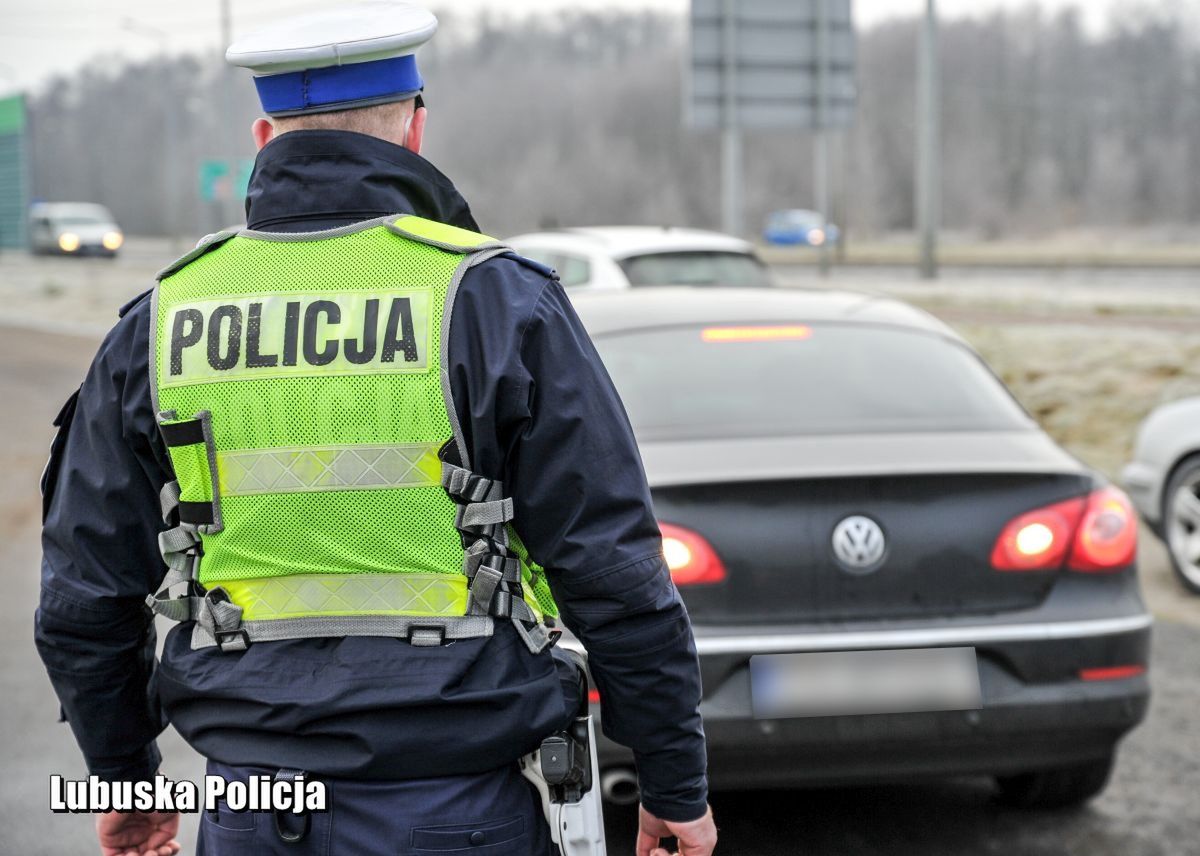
750, 647, 981, 719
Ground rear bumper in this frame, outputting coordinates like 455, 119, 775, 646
650, 676, 1146, 789
590, 612, 1152, 788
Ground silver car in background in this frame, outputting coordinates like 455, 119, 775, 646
1123, 397, 1200, 593
29, 202, 124, 257
508, 226, 773, 291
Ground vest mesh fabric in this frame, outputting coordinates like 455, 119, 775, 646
156, 225, 465, 587
152, 217, 560, 631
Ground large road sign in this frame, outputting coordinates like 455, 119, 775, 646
688, 0, 856, 131
0, 95, 29, 249
198, 158, 255, 203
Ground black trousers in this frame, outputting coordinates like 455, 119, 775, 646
197, 760, 553, 856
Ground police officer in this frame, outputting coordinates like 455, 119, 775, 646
35, 3, 717, 855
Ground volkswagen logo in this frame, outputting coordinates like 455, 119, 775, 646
831, 515, 887, 574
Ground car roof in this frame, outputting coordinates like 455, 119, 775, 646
571, 287, 963, 341
507, 226, 754, 259
30, 202, 114, 219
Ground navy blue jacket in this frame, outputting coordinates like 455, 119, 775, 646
35, 130, 707, 823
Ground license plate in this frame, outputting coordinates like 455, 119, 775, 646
750, 647, 982, 719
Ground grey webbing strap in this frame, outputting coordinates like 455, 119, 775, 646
195, 591, 248, 652
441, 462, 500, 503
147, 521, 203, 621
441, 462, 552, 654
159, 480, 181, 523
468, 565, 504, 615
190, 614, 495, 649
511, 610, 553, 655
466, 553, 523, 614
146, 594, 204, 623
463, 539, 492, 578
457, 498, 514, 528
145, 556, 203, 622
159, 524, 198, 562
464, 546, 519, 581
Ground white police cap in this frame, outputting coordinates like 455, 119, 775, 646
226, 1, 437, 117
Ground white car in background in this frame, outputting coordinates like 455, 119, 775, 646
29, 202, 124, 258
1123, 396, 1200, 593
507, 226, 773, 291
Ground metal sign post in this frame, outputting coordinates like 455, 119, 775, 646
814, 0, 831, 275
720, 0, 743, 237
688, 0, 856, 249
916, 0, 941, 279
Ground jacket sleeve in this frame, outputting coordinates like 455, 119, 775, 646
34, 295, 172, 783
448, 258, 708, 823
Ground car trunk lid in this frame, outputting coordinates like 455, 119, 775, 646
644, 432, 1094, 624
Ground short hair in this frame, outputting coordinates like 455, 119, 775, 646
272, 98, 415, 139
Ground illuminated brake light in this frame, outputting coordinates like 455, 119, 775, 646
701, 325, 812, 343
660, 522, 727, 586
991, 487, 1138, 573
1068, 486, 1137, 572
1079, 665, 1145, 682
587, 688, 601, 704
991, 497, 1086, 571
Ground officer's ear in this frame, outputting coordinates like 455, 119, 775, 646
403, 104, 426, 155
252, 118, 276, 151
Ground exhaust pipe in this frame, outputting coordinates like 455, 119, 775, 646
599, 767, 640, 806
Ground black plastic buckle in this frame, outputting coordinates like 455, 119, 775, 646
407, 625, 446, 647
213, 628, 250, 652
490, 589, 513, 618
273, 769, 311, 844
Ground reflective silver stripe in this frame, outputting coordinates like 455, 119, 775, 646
676, 614, 1155, 657
217, 572, 467, 619
217, 443, 441, 496
190, 614, 494, 649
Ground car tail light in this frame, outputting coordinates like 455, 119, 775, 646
660, 522, 727, 586
587, 688, 601, 704
1079, 665, 1145, 681
1067, 486, 1137, 572
990, 497, 1086, 571
991, 486, 1137, 573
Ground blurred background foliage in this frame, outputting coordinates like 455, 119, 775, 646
25, 3, 1200, 239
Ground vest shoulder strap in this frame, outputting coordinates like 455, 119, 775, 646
155, 227, 241, 282
385, 215, 505, 254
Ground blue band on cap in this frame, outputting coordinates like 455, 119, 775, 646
254, 54, 423, 115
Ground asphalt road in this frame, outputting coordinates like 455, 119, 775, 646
2, 322, 1198, 855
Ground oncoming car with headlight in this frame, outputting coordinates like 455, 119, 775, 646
567, 288, 1151, 811
29, 202, 124, 258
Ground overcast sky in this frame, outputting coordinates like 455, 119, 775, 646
0, 0, 1175, 93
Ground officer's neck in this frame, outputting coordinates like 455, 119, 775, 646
245, 129, 479, 234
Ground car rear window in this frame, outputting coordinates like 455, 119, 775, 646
592, 323, 1032, 441
618, 251, 772, 288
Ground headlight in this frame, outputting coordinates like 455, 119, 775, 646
806, 228, 826, 247
102, 231, 124, 251
58, 233, 80, 252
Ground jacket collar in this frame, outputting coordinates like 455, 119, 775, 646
244, 129, 480, 233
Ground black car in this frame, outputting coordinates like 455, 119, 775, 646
568, 287, 1151, 810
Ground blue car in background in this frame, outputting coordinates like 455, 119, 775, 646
764, 209, 840, 247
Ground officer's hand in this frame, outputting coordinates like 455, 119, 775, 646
96, 809, 181, 856
636, 804, 717, 856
